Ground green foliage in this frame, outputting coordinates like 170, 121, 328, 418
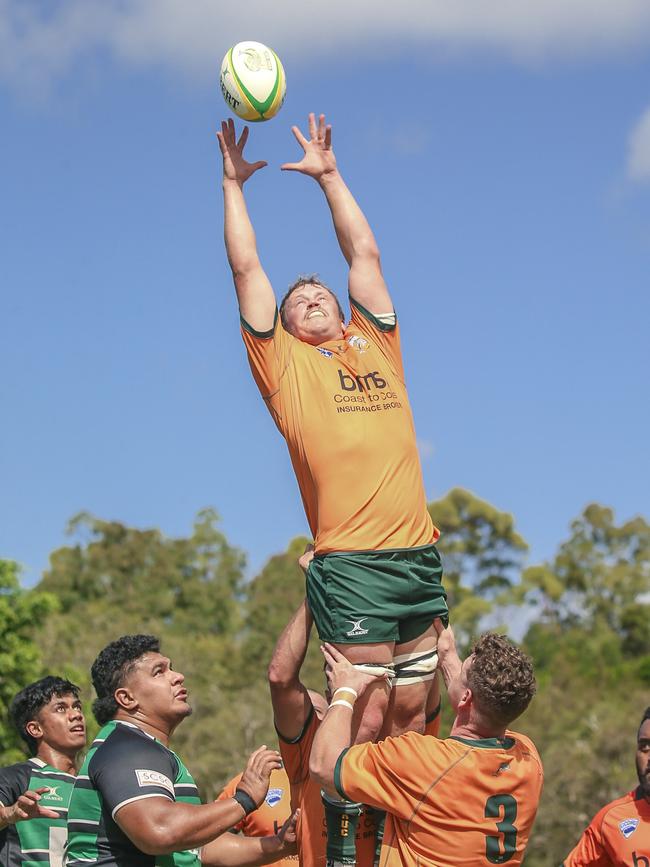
4, 491, 648, 861
429, 487, 528, 648
0, 560, 58, 764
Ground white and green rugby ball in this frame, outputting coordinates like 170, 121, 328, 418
220, 41, 286, 122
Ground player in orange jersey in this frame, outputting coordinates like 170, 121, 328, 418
219, 112, 448, 866
310, 620, 542, 867
217, 766, 297, 867
561, 706, 650, 866
268, 598, 443, 867
219, 111, 446, 731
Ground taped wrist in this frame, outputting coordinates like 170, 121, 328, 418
232, 788, 257, 816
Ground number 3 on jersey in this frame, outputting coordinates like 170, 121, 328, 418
485, 794, 518, 864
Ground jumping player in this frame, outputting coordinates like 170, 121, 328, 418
561, 706, 650, 866
310, 620, 542, 867
0, 676, 86, 867
218, 111, 446, 753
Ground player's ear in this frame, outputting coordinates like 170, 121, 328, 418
25, 719, 44, 742
114, 686, 138, 713
456, 687, 473, 711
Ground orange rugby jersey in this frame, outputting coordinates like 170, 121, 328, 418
335, 730, 543, 867
562, 788, 650, 867
241, 300, 438, 554
217, 767, 297, 866
278, 705, 443, 867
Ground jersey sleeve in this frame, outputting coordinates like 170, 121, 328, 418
349, 298, 403, 380
89, 732, 178, 819
278, 707, 318, 802
240, 311, 295, 426
335, 732, 446, 819
0, 763, 31, 807
216, 774, 245, 833
561, 811, 610, 867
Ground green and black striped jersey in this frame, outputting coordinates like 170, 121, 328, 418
65, 721, 200, 867
0, 757, 76, 867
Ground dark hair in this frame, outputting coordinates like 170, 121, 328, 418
639, 707, 650, 734
10, 676, 81, 755
91, 635, 160, 725
279, 274, 345, 330
467, 633, 536, 729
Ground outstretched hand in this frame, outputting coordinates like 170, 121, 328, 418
217, 118, 267, 186
5, 788, 60, 823
321, 643, 390, 699
281, 112, 337, 180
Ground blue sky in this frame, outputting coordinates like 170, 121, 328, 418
2, 1, 649, 586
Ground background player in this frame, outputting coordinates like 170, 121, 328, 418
0, 676, 86, 867
65, 634, 288, 867
561, 706, 650, 866
310, 621, 542, 867
217, 764, 297, 867
218, 108, 446, 757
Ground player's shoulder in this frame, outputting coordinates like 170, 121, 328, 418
505, 730, 541, 758
89, 721, 176, 775
0, 759, 36, 804
592, 789, 646, 830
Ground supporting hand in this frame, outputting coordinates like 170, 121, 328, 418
3, 788, 60, 823
320, 643, 390, 700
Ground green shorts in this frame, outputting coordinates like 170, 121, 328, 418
305, 544, 448, 645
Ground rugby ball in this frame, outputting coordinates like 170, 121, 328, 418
220, 41, 286, 122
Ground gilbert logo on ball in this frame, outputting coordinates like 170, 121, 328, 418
220, 41, 286, 122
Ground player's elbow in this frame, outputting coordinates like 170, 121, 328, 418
309, 752, 332, 791
267, 659, 296, 690
128, 821, 181, 856
351, 238, 381, 264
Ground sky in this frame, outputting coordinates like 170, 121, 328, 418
2, 0, 649, 586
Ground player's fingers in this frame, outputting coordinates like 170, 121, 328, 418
216, 132, 227, 156
39, 808, 60, 819
308, 112, 317, 140
250, 160, 268, 174
318, 113, 326, 140
237, 125, 249, 150
325, 125, 332, 149
280, 162, 303, 172
290, 125, 309, 149
322, 642, 346, 662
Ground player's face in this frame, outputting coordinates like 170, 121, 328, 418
127, 652, 192, 726
31, 693, 86, 753
636, 719, 650, 797
283, 284, 344, 345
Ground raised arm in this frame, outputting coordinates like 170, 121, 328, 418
282, 113, 392, 314
267, 598, 314, 740
217, 119, 276, 332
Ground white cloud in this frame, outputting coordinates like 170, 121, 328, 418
627, 107, 650, 183
2, 0, 650, 95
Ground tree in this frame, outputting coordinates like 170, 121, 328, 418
0, 560, 58, 764
428, 488, 528, 647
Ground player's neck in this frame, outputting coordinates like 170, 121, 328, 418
36, 744, 78, 775
450, 721, 506, 742
113, 711, 172, 747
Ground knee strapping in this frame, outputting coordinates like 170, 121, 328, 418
392, 649, 438, 686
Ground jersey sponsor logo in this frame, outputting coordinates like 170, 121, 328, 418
135, 769, 174, 795
317, 348, 333, 359
620, 818, 639, 838
265, 788, 284, 807
345, 617, 369, 637
347, 335, 369, 354
337, 369, 387, 392
494, 762, 511, 776
41, 785, 64, 802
